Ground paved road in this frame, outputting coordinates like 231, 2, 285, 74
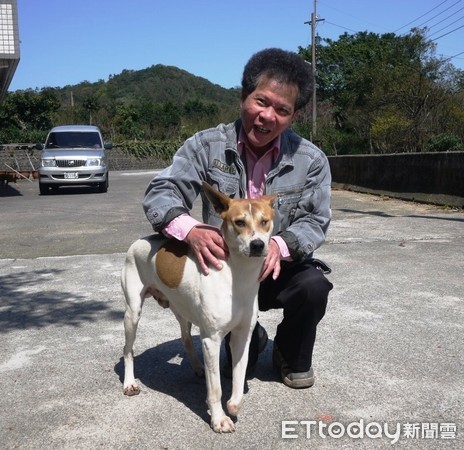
1, 171, 463, 449
0, 171, 156, 259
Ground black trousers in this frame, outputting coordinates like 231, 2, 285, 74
256, 259, 333, 373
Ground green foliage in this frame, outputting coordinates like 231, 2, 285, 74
321, 128, 367, 155
0, 88, 60, 132
0, 64, 240, 144
371, 109, 413, 153
116, 139, 183, 162
0, 126, 47, 144
2, 40, 464, 155
299, 27, 464, 153
425, 133, 463, 152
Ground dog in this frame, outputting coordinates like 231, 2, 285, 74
121, 181, 275, 433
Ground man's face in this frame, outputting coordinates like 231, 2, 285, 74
240, 76, 299, 155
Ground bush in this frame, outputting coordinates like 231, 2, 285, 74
0, 127, 48, 144
116, 139, 183, 162
425, 134, 463, 152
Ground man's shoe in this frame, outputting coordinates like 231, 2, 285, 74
223, 322, 268, 378
272, 344, 315, 389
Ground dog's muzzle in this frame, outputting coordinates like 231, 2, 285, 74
249, 239, 265, 256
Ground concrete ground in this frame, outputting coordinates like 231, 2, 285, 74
0, 171, 463, 449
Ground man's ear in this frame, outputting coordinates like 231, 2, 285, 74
202, 181, 231, 214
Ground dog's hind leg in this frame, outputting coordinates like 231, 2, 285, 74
172, 310, 204, 377
121, 263, 144, 396
202, 336, 235, 433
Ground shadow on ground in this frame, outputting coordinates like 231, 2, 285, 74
113, 335, 279, 425
0, 269, 121, 333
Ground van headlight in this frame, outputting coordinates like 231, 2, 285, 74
87, 158, 102, 166
42, 159, 56, 167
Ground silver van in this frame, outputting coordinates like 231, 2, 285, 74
37, 125, 112, 195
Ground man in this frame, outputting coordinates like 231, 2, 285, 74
143, 48, 333, 389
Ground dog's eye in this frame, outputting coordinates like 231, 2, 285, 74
260, 220, 269, 226
234, 220, 246, 227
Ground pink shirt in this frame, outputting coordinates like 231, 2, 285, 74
163, 129, 291, 259
238, 130, 279, 199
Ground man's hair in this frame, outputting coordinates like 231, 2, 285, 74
241, 48, 313, 111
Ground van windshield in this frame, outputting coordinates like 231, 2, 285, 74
45, 132, 102, 149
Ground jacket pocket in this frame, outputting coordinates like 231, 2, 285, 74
276, 188, 304, 223
208, 169, 240, 198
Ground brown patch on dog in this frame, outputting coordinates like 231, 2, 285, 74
155, 239, 189, 288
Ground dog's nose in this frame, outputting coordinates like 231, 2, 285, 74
249, 239, 265, 256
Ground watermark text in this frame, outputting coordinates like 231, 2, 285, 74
281, 420, 457, 444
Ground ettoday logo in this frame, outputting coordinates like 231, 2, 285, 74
281, 419, 457, 444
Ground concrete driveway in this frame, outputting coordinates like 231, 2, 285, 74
1, 171, 463, 449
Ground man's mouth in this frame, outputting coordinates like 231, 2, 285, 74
255, 125, 270, 134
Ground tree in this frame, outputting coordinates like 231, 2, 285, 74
0, 88, 60, 142
113, 103, 143, 140
83, 95, 100, 125
300, 28, 464, 153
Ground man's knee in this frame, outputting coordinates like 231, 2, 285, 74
295, 266, 333, 305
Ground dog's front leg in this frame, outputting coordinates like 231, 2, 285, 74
202, 336, 235, 433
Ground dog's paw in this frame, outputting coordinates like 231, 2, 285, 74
123, 384, 141, 396
211, 415, 236, 433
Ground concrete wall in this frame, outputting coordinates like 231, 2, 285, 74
328, 152, 464, 208
3, 146, 463, 208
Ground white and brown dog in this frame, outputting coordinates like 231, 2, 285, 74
121, 182, 275, 433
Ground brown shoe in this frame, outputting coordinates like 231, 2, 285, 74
272, 344, 315, 389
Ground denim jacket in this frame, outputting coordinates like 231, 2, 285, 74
143, 119, 332, 261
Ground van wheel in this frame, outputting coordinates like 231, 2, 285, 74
98, 174, 109, 193
39, 183, 50, 195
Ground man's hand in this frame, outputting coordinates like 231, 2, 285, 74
185, 226, 229, 275
259, 239, 281, 282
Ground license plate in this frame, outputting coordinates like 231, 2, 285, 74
64, 172, 79, 179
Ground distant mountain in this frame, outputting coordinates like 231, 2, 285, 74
55, 64, 241, 109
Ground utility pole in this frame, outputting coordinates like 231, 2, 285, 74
305, 0, 323, 140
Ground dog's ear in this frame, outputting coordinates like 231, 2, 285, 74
202, 181, 231, 214
262, 194, 277, 209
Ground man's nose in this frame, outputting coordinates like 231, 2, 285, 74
260, 106, 275, 121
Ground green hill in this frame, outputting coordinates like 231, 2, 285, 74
1, 64, 242, 143
56, 64, 240, 111
49, 64, 242, 140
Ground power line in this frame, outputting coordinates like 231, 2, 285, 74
323, 20, 358, 34
427, 5, 464, 29
318, 1, 464, 67
393, 0, 453, 32
414, 0, 462, 29
441, 50, 464, 64
428, 14, 464, 37
446, 50, 464, 59
431, 22, 464, 40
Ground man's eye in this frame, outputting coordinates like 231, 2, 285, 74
235, 220, 246, 227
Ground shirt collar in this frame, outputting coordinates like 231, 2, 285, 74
238, 127, 281, 160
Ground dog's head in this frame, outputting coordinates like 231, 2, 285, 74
203, 181, 275, 258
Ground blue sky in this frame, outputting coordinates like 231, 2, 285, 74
9, 0, 464, 92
